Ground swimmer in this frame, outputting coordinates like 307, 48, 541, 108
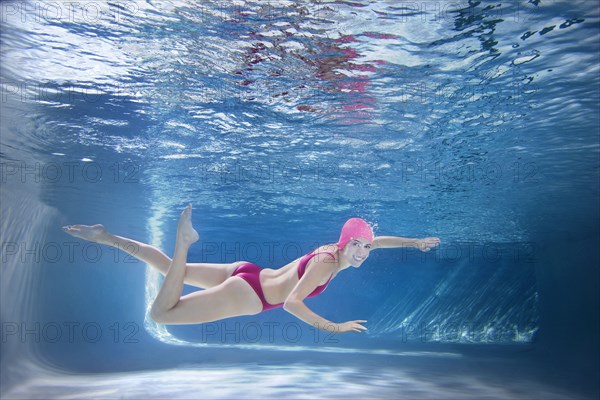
63, 205, 440, 334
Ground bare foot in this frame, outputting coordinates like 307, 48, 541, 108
177, 204, 199, 246
62, 224, 109, 244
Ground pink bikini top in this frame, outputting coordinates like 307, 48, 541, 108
297, 251, 336, 297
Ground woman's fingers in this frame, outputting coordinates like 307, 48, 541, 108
420, 237, 441, 252
352, 320, 368, 332
339, 320, 368, 333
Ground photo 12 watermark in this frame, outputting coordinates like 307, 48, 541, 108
396, 321, 537, 343
0, 240, 141, 265
0, 161, 140, 184
356, 1, 557, 24
191, 321, 340, 344
395, 241, 539, 264
1, 1, 141, 24
1, 321, 140, 344
398, 160, 538, 184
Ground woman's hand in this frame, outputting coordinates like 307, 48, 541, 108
333, 320, 368, 333
417, 237, 441, 252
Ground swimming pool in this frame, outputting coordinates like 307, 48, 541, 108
1, 1, 598, 398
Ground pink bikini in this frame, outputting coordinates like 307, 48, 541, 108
232, 251, 336, 311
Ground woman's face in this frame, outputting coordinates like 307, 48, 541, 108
342, 238, 372, 267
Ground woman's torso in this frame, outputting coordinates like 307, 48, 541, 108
259, 244, 340, 305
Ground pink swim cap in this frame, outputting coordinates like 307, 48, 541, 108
337, 218, 374, 249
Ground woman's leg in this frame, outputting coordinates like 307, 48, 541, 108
150, 205, 262, 324
62, 223, 243, 288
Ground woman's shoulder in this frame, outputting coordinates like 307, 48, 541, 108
309, 244, 339, 261
311, 243, 338, 253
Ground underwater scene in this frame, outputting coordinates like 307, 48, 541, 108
1, 1, 598, 398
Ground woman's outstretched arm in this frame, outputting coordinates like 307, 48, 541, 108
372, 236, 441, 251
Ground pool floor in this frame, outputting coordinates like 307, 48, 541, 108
2, 344, 596, 399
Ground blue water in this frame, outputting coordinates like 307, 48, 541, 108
1, 1, 598, 398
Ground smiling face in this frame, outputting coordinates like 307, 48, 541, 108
340, 238, 372, 267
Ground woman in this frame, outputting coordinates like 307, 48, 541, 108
63, 205, 440, 334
